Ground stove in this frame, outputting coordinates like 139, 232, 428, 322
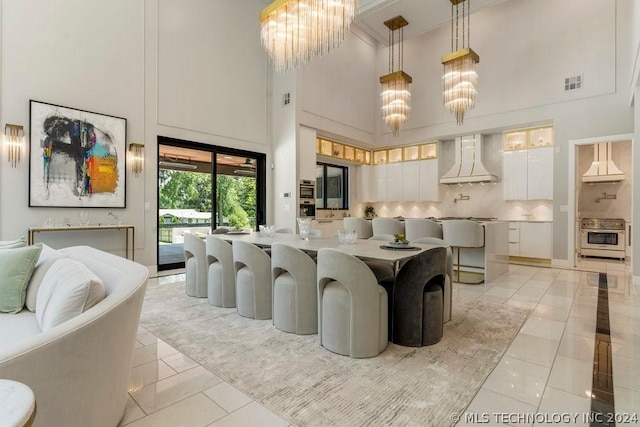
580, 218, 626, 259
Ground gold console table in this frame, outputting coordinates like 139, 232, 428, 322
28, 224, 135, 261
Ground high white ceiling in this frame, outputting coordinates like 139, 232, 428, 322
354, 0, 508, 44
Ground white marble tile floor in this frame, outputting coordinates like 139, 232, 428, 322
120, 257, 639, 426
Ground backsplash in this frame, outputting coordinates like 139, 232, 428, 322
577, 141, 631, 220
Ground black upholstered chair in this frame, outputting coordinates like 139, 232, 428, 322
379, 247, 447, 347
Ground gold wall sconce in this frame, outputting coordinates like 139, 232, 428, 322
129, 143, 144, 176
4, 124, 24, 168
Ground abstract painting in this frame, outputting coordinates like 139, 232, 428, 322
29, 100, 127, 208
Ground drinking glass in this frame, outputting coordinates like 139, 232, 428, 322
79, 210, 90, 226
297, 218, 311, 240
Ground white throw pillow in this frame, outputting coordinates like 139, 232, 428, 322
25, 244, 65, 312
36, 257, 106, 331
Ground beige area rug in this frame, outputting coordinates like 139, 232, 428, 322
140, 281, 529, 426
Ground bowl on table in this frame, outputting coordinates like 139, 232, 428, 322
259, 225, 276, 237
337, 229, 357, 244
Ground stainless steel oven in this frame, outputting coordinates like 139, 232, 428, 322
299, 180, 315, 200
580, 218, 625, 260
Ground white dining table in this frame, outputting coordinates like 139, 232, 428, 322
215, 232, 438, 272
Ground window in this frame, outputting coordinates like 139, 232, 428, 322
316, 163, 348, 210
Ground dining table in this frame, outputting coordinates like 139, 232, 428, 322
215, 232, 439, 273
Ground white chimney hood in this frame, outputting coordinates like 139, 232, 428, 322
439, 134, 498, 184
582, 142, 625, 183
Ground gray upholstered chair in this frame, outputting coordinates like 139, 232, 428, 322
404, 218, 443, 240
365, 235, 396, 281
372, 218, 405, 237
184, 232, 207, 297
233, 240, 272, 319
442, 220, 485, 284
205, 236, 236, 308
343, 217, 373, 239
379, 247, 447, 347
413, 237, 453, 323
317, 248, 388, 358
271, 243, 317, 334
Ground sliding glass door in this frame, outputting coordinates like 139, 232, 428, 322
157, 137, 265, 271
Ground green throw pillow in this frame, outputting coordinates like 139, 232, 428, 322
0, 244, 43, 313
0, 236, 26, 249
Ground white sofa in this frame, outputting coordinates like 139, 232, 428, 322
0, 246, 148, 427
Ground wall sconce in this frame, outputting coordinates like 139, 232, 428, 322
4, 124, 24, 168
129, 143, 144, 176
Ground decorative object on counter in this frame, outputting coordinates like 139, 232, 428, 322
29, 100, 127, 208
453, 193, 470, 203
259, 0, 356, 72
337, 229, 357, 244
364, 205, 376, 219
79, 210, 90, 225
297, 217, 311, 240
380, 16, 412, 137
442, 0, 479, 125
259, 225, 276, 237
4, 123, 24, 168
393, 233, 408, 244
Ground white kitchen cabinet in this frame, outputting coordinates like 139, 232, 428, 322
519, 222, 552, 259
418, 159, 439, 201
503, 147, 553, 200
508, 222, 520, 256
298, 127, 317, 182
387, 163, 403, 201
401, 161, 420, 201
312, 219, 342, 237
371, 164, 388, 202
527, 146, 554, 200
503, 150, 528, 200
357, 165, 371, 202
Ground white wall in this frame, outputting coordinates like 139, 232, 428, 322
0, 0, 145, 255
0, 0, 269, 271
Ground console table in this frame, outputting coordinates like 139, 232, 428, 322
28, 224, 135, 261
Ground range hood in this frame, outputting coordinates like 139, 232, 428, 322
439, 134, 498, 184
582, 142, 625, 182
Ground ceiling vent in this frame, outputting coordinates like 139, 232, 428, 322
564, 75, 582, 91
439, 134, 498, 184
582, 142, 625, 182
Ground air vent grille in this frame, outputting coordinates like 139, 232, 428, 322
283, 92, 291, 106
564, 75, 583, 91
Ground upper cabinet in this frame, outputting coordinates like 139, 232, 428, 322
316, 138, 370, 165
503, 126, 554, 200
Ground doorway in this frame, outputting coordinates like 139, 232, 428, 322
157, 137, 266, 271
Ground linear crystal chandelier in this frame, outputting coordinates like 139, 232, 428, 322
442, 0, 479, 125
380, 16, 412, 137
259, 0, 357, 72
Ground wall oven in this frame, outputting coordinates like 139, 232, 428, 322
299, 180, 315, 199
580, 218, 626, 260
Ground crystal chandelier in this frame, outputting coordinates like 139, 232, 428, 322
442, 0, 479, 125
259, 0, 357, 72
379, 16, 411, 137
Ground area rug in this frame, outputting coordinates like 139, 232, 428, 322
140, 281, 529, 426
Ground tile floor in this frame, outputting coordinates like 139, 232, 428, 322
121, 258, 640, 426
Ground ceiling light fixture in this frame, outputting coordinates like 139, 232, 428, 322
379, 15, 412, 137
259, 0, 357, 72
442, 0, 479, 125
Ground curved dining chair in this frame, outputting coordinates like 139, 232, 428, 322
379, 247, 447, 347
413, 237, 453, 323
404, 218, 443, 240
271, 243, 317, 334
184, 232, 207, 298
317, 248, 388, 358
233, 240, 272, 319
372, 218, 405, 237
364, 235, 396, 282
343, 217, 373, 239
205, 236, 236, 308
